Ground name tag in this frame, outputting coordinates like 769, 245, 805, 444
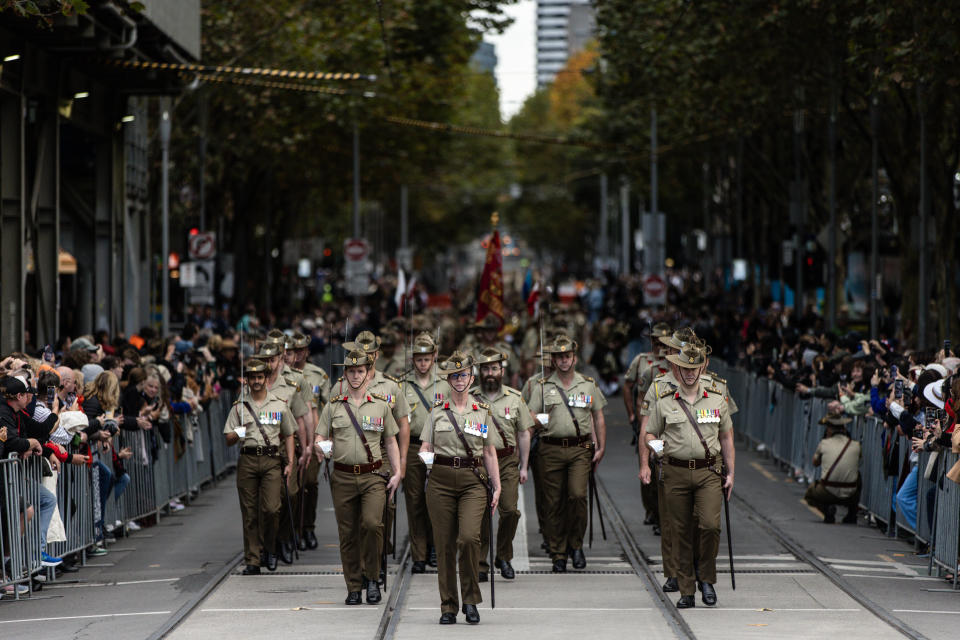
696, 409, 721, 424
361, 415, 384, 432
463, 421, 488, 438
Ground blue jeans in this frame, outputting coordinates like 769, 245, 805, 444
30, 481, 57, 552
112, 472, 131, 505
895, 466, 918, 531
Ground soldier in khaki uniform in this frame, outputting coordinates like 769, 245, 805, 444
315, 350, 401, 605
641, 343, 735, 609
804, 412, 861, 523
460, 315, 521, 389
285, 332, 331, 550
523, 351, 553, 553
375, 329, 408, 378
473, 347, 534, 580
419, 351, 502, 625
526, 334, 607, 573
400, 332, 450, 573
258, 341, 312, 564
224, 358, 297, 575
343, 331, 411, 567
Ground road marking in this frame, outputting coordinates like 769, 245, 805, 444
649, 554, 794, 562
750, 461, 779, 482
799, 498, 823, 518
893, 610, 960, 615
822, 558, 902, 565
514, 488, 529, 571
200, 607, 380, 612
682, 608, 862, 613
44, 578, 178, 589
408, 607, 654, 612
0, 612, 171, 625
831, 565, 906, 573
841, 574, 944, 581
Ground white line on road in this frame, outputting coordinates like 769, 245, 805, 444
200, 608, 380, 613
514, 487, 529, 571
44, 578, 179, 589
893, 610, 960, 615
0, 611, 171, 625
408, 607, 654, 612
841, 574, 945, 581
830, 565, 909, 573
681, 608, 862, 613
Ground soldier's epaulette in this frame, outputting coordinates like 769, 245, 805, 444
384, 373, 401, 383
654, 371, 667, 380
370, 392, 389, 402
707, 371, 726, 385
537, 378, 546, 385
333, 394, 348, 402
475, 400, 490, 410
658, 384, 676, 398
582, 375, 595, 383
706, 386, 723, 395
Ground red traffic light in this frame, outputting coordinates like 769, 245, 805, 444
189, 227, 199, 236
806, 257, 814, 266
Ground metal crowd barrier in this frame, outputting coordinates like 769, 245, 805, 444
1, 391, 240, 598
712, 361, 960, 585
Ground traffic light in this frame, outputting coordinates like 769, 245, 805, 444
803, 248, 825, 288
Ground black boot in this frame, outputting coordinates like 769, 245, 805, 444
264, 552, 278, 572
345, 591, 362, 605
662, 577, 679, 592
478, 571, 488, 583
278, 541, 293, 565
823, 505, 837, 524
305, 530, 319, 549
439, 612, 457, 624
496, 558, 515, 579
411, 560, 426, 574
462, 604, 480, 624
366, 577, 382, 604
676, 595, 695, 609
698, 581, 717, 606
297, 535, 308, 551
552, 558, 567, 573
570, 548, 586, 569
428, 545, 438, 568
241, 565, 261, 575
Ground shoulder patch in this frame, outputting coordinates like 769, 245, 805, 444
707, 371, 726, 385
658, 384, 675, 398
654, 371, 667, 380
476, 400, 490, 410
706, 386, 723, 395
370, 392, 389, 402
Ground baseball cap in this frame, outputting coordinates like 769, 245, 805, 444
3, 375, 37, 395
70, 337, 99, 352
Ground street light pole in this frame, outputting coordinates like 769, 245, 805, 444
160, 100, 171, 337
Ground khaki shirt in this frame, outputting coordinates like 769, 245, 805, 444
703, 370, 739, 415
526, 371, 607, 439
223, 392, 297, 447
421, 399, 502, 457
282, 364, 314, 419
647, 378, 732, 460
268, 370, 310, 420
521, 370, 550, 405
471, 384, 534, 449
401, 371, 451, 438
300, 362, 331, 409
624, 352, 653, 383
638, 357, 670, 397
640, 372, 677, 417
367, 369, 411, 425
814, 433, 862, 498
317, 393, 399, 466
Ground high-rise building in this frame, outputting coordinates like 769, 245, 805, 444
536, 0, 595, 87
471, 41, 498, 79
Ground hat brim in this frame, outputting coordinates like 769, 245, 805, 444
342, 340, 380, 353
545, 342, 578, 354
923, 380, 945, 409
665, 353, 704, 369
657, 335, 679, 348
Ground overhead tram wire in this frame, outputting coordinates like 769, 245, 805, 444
103, 57, 377, 82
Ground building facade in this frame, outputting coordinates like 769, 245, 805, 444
536, 0, 595, 87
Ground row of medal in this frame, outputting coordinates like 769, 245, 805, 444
567, 393, 593, 408
258, 411, 284, 425
462, 421, 489, 438
696, 409, 722, 423
360, 415, 385, 432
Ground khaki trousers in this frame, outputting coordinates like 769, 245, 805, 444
803, 478, 861, 514
426, 465, 487, 615
480, 452, 521, 571
531, 438, 547, 540
656, 459, 676, 577
277, 449, 300, 545
331, 469, 387, 591
539, 442, 591, 560
236, 454, 283, 566
663, 464, 722, 596
300, 452, 320, 534
404, 441, 432, 562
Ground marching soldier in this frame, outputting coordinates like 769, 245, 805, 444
461, 315, 521, 388
314, 350, 401, 605
624, 322, 672, 529
804, 412, 861, 523
342, 330, 412, 567
223, 358, 297, 575
419, 351, 502, 625
375, 329, 407, 378
258, 341, 312, 564
526, 335, 607, 573
285, 332, 331, 549
473, 347, 534, 580
400, 332, 450, 572
523, 350, 553, 552
640, 343, 735, 609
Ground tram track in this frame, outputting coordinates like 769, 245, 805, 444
375, 538, 413, 640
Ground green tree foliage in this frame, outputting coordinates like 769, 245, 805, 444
593, 0, 960, 342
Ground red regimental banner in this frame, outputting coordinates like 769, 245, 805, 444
477, 230, 504, 326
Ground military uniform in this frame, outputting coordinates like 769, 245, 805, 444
224, 388, 297, 570
317, 388, 398, 597
647, 344, 732, 604
803, 415, 861, 522
400, 342, 450, 567
421, 352, 502, 623
474, 381, 534, 575
521, 358, 552, 547
526, 360, 607, 567
269, 361, 312, 553
294, 337, 332, 545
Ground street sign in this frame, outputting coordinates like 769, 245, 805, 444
643, 272, 667, 306
344, 238, 370, 296
187, 232, 216, 260
184, 260, 215, 305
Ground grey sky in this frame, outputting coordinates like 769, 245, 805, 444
484, 0, 536, 122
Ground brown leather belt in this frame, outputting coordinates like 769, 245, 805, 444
496, 445, 516, 459
667, 456, 717, 470
540, 435, 592, 448
241, 445, 279, 457
333, 460, 383, 475
433, 455, 482, 469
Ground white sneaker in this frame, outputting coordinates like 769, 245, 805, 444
126, 520, 141, 531
169, 500, 185, 511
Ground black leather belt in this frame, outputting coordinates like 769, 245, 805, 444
410, 436, 422, 445
496, 445, 516, 459
540, 435, 592, 448
433, 455, 482, 469
241, 445, 279, 457
333, 460, 383, 474
667, 456, 716, 470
